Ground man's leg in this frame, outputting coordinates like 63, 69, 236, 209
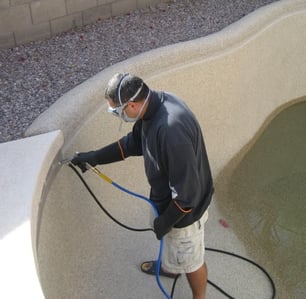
186, 262, 207, 299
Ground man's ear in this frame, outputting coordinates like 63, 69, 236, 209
128, 102, 139, 109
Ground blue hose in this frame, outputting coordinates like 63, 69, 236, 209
111, 181, 171, 299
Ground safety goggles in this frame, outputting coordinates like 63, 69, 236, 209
107, 103, 128, 118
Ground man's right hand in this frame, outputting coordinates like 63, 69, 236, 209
70, 141, 125, 172
71, 151, 97, 173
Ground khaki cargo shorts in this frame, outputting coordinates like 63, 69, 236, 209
162, 210, 209, 274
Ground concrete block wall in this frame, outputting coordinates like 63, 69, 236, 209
0, 0, 168, 48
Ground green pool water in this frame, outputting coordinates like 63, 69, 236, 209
225, 98, 306, 298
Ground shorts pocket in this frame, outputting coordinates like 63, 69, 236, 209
168, 237, 199, 267
176, 242, 195, 266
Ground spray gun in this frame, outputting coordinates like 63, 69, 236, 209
59, 156, 74, 165
60, 154, 113, 184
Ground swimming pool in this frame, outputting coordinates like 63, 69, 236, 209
219, 98, 306, 298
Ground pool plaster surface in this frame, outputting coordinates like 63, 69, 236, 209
1, 0, 306, 298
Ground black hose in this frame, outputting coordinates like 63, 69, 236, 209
206, 248, 276, 299
170, 274, 181, 298
68, 163, 153, 232
207, 279, 235, 299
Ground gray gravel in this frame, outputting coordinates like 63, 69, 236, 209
0, 0, 278, 143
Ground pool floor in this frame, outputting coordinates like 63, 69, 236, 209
227, 99, 306, 298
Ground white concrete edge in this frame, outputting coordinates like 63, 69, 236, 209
25, 0, 306, 142
0, 130, 64, 299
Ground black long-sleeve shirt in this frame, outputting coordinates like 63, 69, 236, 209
120, 91, 214, 228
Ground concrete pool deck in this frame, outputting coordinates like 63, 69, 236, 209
1, 0, 306, 298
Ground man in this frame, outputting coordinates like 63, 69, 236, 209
72, 73, 214, 299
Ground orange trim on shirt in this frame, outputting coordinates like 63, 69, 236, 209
173, 200, 192, 213
117, 140, 125, 160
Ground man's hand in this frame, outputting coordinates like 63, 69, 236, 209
153, 215, 170, 240
71, 151, 96, 173
153, 200, 191, 240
